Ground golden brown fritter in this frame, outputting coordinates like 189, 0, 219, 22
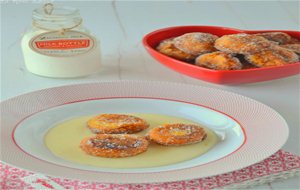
156, 38, 197, 61
173, 32, 218, 55
271, 45, 299, 63
245, 45, 299, 68
147, 123, 207, 146
281, 44, 300, 54
87, 114, 149, 134
214, 33, 272, 54
245, 51, 288, 68
286, 37, 300, 44
254, 32, 291, 45
80, 134, 149, 158
195, 51, 243, 70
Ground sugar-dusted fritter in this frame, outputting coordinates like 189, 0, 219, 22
281, 44, 300, 54
173, 32, 218, 55
214, 33, 272, 54
195, 51, 243, 70
244, 47, 298, 68
245, 51, 286, 67
147, 123, 207, 146
80, 134, 149, 158
156, 38, 197, 61
287, 37, 300, 44
87, 114, 149, 134
271, 45, 299, 63
254, 32, 291, 45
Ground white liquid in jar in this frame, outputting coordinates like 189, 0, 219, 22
21, 30, 101, 78
21, 5, 101, 78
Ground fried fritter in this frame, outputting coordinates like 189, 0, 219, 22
286, 37, 300, 44
87, 114, 149, 134
147, 123, 207, 146
195, 51, 243, 70
271, 45, 299, 63
173, 32, 218, 55
281, 44, 300, 54
80, 134, 149, 158
245, 50, 288, 68
214, 33, 272, 54
254, 32, 291, 45
156, 38, 197, 61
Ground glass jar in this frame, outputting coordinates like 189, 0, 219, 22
21, 4, 101, 78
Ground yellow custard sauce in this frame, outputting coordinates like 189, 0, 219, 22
44, 113, 219, 168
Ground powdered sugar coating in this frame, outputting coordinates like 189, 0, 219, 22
287, 37, 300, 44
156, 38, 197, 61
87, 114, 149, 134
174, 32, 218, 55
271, 46, 299, 63
215, 33, 272, 54
148, 123, 207, 146
245, 50, 288, 68
254, 32, 291, 45
80, 134, 149, 158
281, 44, 300, 54
246, 45, 299, 68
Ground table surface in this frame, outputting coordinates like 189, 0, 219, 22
1, 1, 299, 189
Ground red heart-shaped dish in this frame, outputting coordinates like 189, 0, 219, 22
142, 26, 300, 84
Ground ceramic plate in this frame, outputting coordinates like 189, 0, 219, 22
0, 81, 289, 183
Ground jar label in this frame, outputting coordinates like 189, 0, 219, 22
29, 31, 96, 57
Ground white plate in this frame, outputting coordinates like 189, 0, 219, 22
14, 98, 244, 173
0, 81, 288, 183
